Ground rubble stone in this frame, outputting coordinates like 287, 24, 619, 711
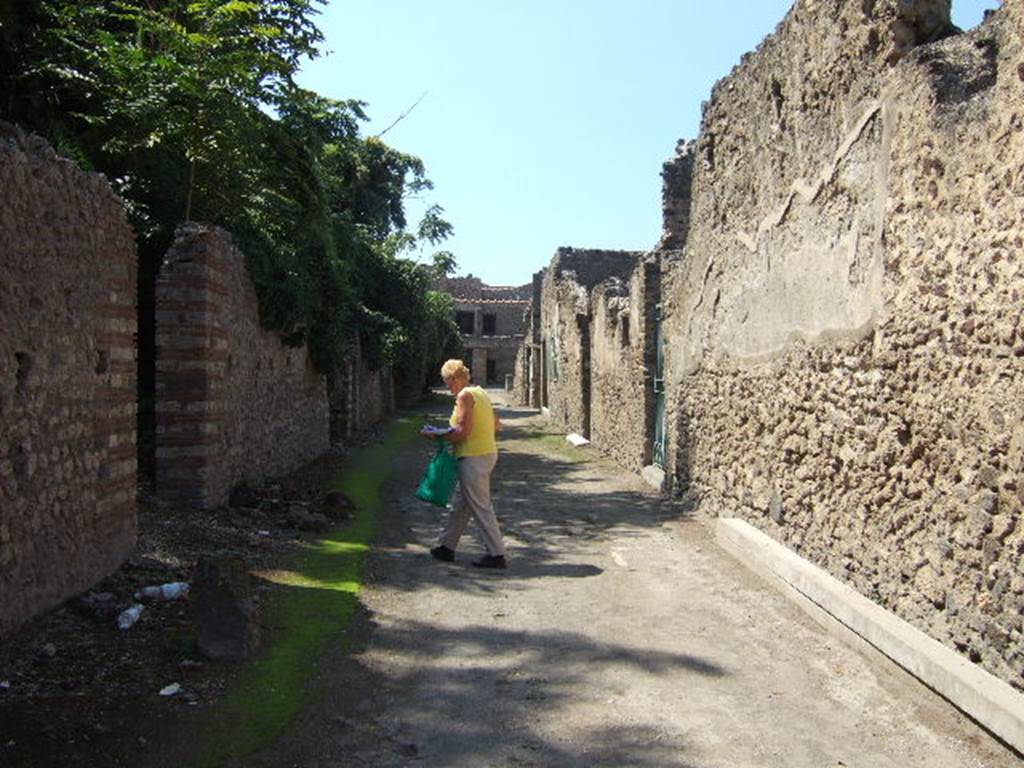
192, 556, 260, 662
0, 122, 137, 640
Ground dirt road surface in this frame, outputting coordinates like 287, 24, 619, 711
237, 395, 1018, 768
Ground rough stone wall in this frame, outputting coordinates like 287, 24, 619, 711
0, 124, 137, 638
540, 248, 642, 436
155, 225, 329, 507
662, 1, 1024, 691
512, 342, 530, 403
440, 275, 534, 302
659, 140, 697, 251
350, 353, 394, 433
327, 334, 396, 443
511, 270, 545, 406
589, 257, 661, 472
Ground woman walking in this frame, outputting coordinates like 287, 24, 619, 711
429, 359, 507, 569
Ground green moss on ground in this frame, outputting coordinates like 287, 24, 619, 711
194, 417, 421, 768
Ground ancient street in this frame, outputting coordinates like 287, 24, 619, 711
233, 395, 1018, 768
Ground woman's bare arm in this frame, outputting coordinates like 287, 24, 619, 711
446, 389, 475, 444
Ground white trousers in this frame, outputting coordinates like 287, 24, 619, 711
439, 453, 505, 556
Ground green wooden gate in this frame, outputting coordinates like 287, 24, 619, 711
652, 304, 666, 468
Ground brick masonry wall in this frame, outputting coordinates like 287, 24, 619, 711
0, 124, 137, 638
155, 225, 329, 507
661, 1, 1024, 690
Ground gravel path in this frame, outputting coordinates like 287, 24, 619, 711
238, 397, 1018, 768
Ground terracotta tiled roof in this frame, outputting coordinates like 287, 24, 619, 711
453, 298, 530, 305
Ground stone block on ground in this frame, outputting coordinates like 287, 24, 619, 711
192, 556, 260, 662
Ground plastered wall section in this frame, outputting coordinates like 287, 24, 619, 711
662, 0, 1024, 690
0, 125, 137, 638
155, 225, 329, 508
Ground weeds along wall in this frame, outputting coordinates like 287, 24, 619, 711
661, 0, 1024, 691
154, 225, 330, 507
0, 124, 137, 638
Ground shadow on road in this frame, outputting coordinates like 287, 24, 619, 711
238, 406, 713, 766
260, 609, 716, 767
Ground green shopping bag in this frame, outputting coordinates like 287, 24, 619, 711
416, 442, 459, 506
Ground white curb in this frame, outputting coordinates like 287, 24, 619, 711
715, 517, 1024, 755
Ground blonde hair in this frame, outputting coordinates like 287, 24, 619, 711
440, 359, 471, 382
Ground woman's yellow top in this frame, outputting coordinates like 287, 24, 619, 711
450, 385, 497, 457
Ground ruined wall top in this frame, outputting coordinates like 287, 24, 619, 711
550, 247, 644, 291
440, 274, 533, 301
660, 139, 697, 251
696, 0, 956, 211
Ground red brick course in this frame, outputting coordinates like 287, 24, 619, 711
154, 224, 329, 508
0, 123, 137, 639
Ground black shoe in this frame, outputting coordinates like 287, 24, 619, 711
471, 555, 507, 570
430, 545, 455, 562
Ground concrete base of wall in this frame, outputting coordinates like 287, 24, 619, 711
715, 518, 1024, 756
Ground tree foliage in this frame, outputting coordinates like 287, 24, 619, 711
0, 0, 460, 394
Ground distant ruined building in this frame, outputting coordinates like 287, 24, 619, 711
439, 275, 531, 387
514, 0, 1024, 714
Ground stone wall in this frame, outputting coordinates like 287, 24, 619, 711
540, 248, 641, 437
327, 334, 395, 443
155, 225, 330, 507
659, 140, 697, 251
512, 271, 545, 407
662, 0, 1023, 691
0, 124, 137, 638
589, 257, 661, 472
440, 275, 534, 302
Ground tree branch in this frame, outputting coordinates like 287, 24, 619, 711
374, 91, 427, 138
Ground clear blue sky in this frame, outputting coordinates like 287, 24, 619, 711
299, 0, 1001, 287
